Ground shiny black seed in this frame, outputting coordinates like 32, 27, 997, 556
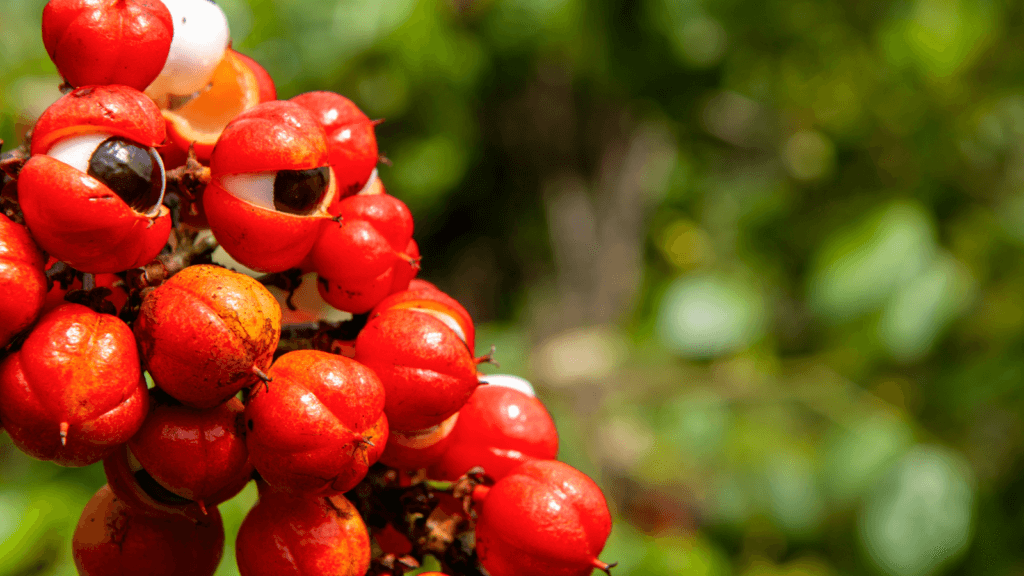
87, 137, 163, 213
273, 166, 330, 215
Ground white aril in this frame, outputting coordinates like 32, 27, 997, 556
147, 0, 231, 103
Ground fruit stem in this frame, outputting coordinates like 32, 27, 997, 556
592, 559, 618, 575
251, 366, 272, 395
474, 345, 499, 368
59, 422, 69, 446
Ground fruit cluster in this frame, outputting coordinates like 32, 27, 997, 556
0, 1, 617, 575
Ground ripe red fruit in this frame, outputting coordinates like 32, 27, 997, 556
235, 484, 371, 576
429, 378, 558, 481
18, 85, 171, 273
0, 215, 47, 348
0, 303, 148, 466
245, 350, 387, 496
204, 100, 337, 272
73, 484, 224, 576
103, 443, 208, 520
290, 91, 379, 199
42, 0, 174, 90
355, 308, 480, 431
128, 389, 253, 512
311, 192, 416, 314
474, 460, 614, 576
134, 264, 282, 408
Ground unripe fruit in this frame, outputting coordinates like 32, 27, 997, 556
19, 85, 171, 273
42, 0, 174, 90
474, 460, 614, 576
0, 304, 148, 466
355, 308, 480, 431
128, 389, 253, 512
290, 91, 379, 199
134, 264, 281, 408
235, 485, 371, 576
205, 101, 337, 272
245, 350, 387, 496
429, 378, 558, 481
0, 215, 47, 348
73, 484, 224, 576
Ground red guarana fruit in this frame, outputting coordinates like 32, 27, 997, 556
235, 483, 371, 576
430, 377, 558, 482
103, 443, 208, 520
0, 303, 148, 466
42, 0, 174, 90
311, 192, 415, 314
290, 91, 379, 200
245, 350, 387, 496
474, 460, 615, 576
204, 100, 337, 272
73, 484, 224, 576
18, 85, 171, 273
128, 388, 253, 513
134, 264, 282, 408
0, 215, 47, 348
390, 238, 421, 294
355, 307, 480, 432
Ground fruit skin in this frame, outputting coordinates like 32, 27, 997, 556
19, 85, 171, 273
245, 350, 387, 496
475, 460, 613, 576
103, 443, 209, 520
128, 389, 253, 510
204, 100, 336, 272
134, 264, 282, 408
355, 308, 480, 431
0, 303, 149, 466
235, 484, 371, 576
73, 484, 224, 576
379, 412, 458, 471
0, 215, 47, 348
42, 0, 174, 90
290, 91, 379, 199
373, 282, 475, 353
430, 382, 558, 482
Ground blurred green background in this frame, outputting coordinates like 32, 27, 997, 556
4, 0, 1024, 574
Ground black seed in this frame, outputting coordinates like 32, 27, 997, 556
273, 166, 330, 215
87, 137, 163, 213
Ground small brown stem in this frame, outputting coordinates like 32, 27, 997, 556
474, 345, 498, 368
59, 422, 69, 446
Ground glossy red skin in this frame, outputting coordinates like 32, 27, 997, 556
43, 0, 173, 90
134, 265, 282, 408
0, 304, 148, 466
316, 265, 395, 315
236, 486, 370, 576
290, 91, 378, 199
30, 85, 166, 155
206, 101, 335, 272
430, 386, 558, 481
0, 215, 47, 348
355, 309, 480, 431
103, 443, 208, 520
245, 350, 387, 496
331, 193, 413, 250
475, 460, 612, 576
73, 485, 224, 576
20, 86, 170, 273
129, 393, 253, 507
379, 412, 458, 470
373, 284, 475, 353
